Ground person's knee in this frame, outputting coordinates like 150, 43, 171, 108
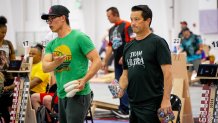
31, 93, 40, 103
31, 93, 41, 110
43, 95, 52, 109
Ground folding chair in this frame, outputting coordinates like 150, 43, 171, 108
49, 91, 59, 123
84, 91, 94, 123
170, 94, 182, 123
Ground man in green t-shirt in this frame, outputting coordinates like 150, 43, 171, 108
118, 5, 173, 123
41, 5, 101, 123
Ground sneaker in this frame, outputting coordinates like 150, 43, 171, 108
111, 110, 129, 119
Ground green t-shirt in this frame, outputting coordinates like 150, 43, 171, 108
123, 33, 171, 105
45, 30, 95, 98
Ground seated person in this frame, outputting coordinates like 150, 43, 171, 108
29, 44, 50, 94
180, 28, 203, 82
31, 72, 58, 112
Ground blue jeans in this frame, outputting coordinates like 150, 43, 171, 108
130, 105, 160, 123
115, 64, 129, 114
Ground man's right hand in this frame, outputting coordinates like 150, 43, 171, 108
53, 55, 66, 65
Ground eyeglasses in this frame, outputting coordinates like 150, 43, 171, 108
46, 16, 61, 23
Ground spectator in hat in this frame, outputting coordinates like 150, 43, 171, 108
180, 27, 203, 81
178, 21, 188, 39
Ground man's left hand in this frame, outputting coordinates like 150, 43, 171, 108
77, 79, 86, 91
117, 88, 125, 98
160, 99, 172, 114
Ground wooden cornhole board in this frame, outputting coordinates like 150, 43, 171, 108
171, 53, 194, 123
91, 100, 118, 116
9, 57, 36, 123
173, 111, 179, 123
25, 95, 37, 123
172, 78, 185, 123
90, 72, 117, 116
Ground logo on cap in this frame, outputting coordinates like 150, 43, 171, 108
49, 8, 52, 14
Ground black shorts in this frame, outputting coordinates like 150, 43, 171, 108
130, 105, 160, 123
129, 97, 162, 123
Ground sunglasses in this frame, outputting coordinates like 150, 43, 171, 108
46, 15, 61, 23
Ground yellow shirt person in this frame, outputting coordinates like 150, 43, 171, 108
30, 61, 50, 93
29, 44, 50, 94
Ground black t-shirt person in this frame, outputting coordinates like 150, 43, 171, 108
123, 33, 171, 106
108, 20, 133, 68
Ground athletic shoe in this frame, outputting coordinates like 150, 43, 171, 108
111, 110, 129, 119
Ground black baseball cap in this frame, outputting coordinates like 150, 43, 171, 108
41, 5, 70, 20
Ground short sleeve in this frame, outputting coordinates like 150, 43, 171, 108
7, 41, 15, 55
122, 43, 132, 70
34, 70, 50, 82
196, 35, 203, 44
77, 34, 95, 55
156, 38, 171, 65
45, 40, 54, 55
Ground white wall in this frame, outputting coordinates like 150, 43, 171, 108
0, 0, 16, 48
1, 0, 218, 58
82, 0, 171, 50
82, 0, 97, 45
175, 0, 200, 34
198, 0, 218, 45
198, 0, 218, 61
0, 0, 86, 55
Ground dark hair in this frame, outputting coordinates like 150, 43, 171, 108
0, 16, 7, 28
106, 7, 120, 17
131, 5, 152, 26
181, 27, 190, 33
32, 43, 44, 54
66, 17, 70, 26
